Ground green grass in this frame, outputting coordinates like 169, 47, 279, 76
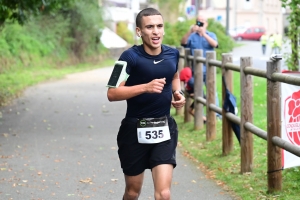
172, 72, 300, 200
0, 59, 115, 105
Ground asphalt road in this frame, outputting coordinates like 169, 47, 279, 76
231, 40, 288, 70
232, 40, 269, 69
0, 67, 236, 199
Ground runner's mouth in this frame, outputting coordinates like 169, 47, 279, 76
152, 37, 161, 44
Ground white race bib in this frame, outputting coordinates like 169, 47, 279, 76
137, 116, 171, 144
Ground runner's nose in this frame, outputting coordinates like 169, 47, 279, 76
152, 26, 162, 36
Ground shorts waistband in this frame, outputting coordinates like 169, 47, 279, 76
124, 115, 171, 123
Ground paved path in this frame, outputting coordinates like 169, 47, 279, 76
231, 40, 289, 70
0, 67, 236, 200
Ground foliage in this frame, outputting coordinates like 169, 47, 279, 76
163, 21, 190, 47
281, 0, 300, 70
116, 21, 134, 44
63, 0, 105, 59
163, 18, 235, 60
0, 0, 109, 104
0, 0, 74, 26
0, 22, 48, 71
0, 0, 106, 71
25, 14, 72, 59
156, 0, 186, 23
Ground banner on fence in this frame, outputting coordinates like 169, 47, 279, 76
281, 71, 300, 169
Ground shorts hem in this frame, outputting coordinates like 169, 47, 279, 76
123, 169, 145, 176
150, 161, 177, 170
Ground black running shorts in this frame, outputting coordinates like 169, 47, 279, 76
117, 115, 178, 176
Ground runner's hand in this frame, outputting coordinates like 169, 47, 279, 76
172, 91, 186, 109
146, 78, 166, 93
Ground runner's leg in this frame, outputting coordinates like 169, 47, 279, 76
123, 172, 144, 200
152, 164, 173, 200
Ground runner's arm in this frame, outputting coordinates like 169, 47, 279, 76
171, 72, 185, 108
171, 72, 181, 94
107, 78, 166, 101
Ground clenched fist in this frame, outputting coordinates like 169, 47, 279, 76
146, 78, 166, 93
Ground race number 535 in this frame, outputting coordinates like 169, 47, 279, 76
145, 130, 164, 139
137, 126, 170, 144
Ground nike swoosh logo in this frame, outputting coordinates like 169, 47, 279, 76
153, 59, 164, 64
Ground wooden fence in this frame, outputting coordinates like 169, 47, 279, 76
176, 46, 300, 193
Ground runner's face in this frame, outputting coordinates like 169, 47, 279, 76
139, 15, 164, 55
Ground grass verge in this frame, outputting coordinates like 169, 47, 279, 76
0, 59, 115, 106
172, 73, 300, 200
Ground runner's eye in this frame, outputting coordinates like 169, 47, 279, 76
146, 25, 153, 29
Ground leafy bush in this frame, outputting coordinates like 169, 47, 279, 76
163, 18, 235, 60
65, 1, 106, 59
163, 21, 190, 47
0, 0, 107, 71
0, 0, 110, 104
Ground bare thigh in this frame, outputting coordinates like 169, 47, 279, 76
152, 164, 173, 193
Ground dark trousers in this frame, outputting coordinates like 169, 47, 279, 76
262, 44, 266, 55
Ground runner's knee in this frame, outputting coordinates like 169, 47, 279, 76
155, 189, 171, 200
124, 189, 140, 200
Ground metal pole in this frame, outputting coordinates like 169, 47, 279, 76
234, 0, 237, 30
195, 0, 199, 17
260, 0, 263, 27
226, 0, 230, 35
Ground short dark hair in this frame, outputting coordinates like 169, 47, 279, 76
136, 8, 162, 28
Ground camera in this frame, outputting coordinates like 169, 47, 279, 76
196, 21, 204, 27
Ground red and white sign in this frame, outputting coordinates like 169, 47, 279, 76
281, 71, 300, 169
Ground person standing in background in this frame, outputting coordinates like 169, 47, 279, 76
269, 33, 280, 55
180, 25, 197, 48
275, 32, 282, 53
260, 33, 268, 55
185, 14, 221, 119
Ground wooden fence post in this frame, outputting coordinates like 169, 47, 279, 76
184, 48, 192, 123
184, 48, 190, 68
206, 51, 216, 141
176, 46, 184, 116
222, 53, 233, 155
240, 57, 253, 173
194, 49, 204, 130
266, 60, 282, 192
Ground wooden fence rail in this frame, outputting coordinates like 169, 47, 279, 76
177, 46, 300, 193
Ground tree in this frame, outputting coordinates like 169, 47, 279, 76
281, 0, 300, 71
0, 0, 105, 65
147, 0, 185, 23
0, 0, 74, 26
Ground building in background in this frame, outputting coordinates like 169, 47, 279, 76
99, 0, 152, 55
183, 0, 283, 36
100, 0, 285, 38
100, 0, 149, 32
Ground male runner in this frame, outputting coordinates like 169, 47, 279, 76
107, 7, 185, 200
